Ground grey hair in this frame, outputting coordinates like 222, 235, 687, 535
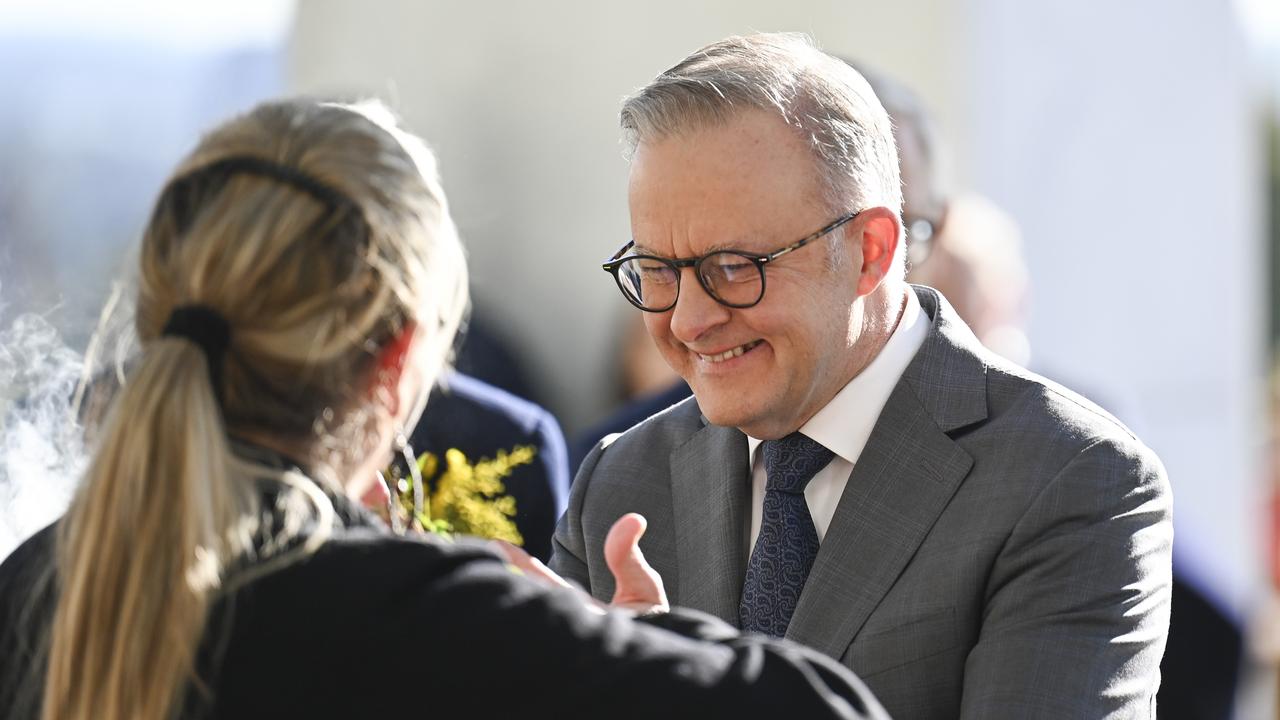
620, 33, 902, 216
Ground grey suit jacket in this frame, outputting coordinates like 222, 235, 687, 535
552, 286, 1172, 719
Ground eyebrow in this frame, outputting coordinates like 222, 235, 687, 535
632, 238, 759, 258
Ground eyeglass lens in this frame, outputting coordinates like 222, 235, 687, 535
616, 252, 763, 310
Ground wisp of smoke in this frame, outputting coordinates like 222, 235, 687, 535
0, 283, 88, 559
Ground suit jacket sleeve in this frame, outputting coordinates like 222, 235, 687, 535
548, 437, 604, 590
959, 436, 1173, 718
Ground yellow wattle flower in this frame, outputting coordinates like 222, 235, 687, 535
402, 445, 534, 545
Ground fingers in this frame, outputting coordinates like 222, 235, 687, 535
605, 513, 668, 612
491, 541, 607, 615
491, 540, 574, 590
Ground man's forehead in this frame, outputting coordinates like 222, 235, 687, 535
629, 111, 804, 175
628, 112, 827, 220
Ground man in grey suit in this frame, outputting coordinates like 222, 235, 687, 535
551, 33, 1172, 718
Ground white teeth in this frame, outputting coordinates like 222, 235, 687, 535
699, 341, 759, 363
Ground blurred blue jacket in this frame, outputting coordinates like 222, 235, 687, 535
409, 371, 569, 561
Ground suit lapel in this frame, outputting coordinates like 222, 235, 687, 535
786, 286, 987, 658
669, 422, 750, 625
785, 383, 973, 656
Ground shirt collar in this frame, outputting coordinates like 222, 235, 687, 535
747, 287, 929, 465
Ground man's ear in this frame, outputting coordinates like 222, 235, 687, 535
849, 206, 901, 296
372, 322, 419, 416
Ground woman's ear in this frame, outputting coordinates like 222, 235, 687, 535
372, 322, 419, 416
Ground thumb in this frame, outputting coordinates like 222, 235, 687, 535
605, 513, 667, 610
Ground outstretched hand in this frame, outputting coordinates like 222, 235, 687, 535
603, 513, 669, 614
493, 512, 668, 616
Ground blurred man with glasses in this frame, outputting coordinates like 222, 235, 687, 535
552, 33, 1171, 719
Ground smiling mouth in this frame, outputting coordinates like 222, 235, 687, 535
697, 340, 763, 364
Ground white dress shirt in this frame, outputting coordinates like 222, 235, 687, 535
747, 288, 929, 555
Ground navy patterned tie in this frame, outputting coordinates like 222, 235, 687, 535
738, 432, 834, 637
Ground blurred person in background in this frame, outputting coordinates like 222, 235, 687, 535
903, 195, 1028, 363
553, 32, 1172, 718
0, 98, 891, 720
856, 63, 1029, 367
618, 311, 686, 401
451, 312, 547, 406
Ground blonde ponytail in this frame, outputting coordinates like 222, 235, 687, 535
43, 340, 250, 719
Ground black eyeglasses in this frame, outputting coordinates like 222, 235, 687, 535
903, 210, 945, 268
602, 212, 859, 313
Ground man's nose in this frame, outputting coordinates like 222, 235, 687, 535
668, 269, 731, 343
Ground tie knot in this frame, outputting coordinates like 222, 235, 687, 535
762, 432, 834, 495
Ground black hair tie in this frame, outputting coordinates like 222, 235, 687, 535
189, 155, 355, 211
162, 305, 231, 405
159, 154, 366, 242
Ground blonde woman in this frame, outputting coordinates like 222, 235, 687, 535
0, 100, 887, 720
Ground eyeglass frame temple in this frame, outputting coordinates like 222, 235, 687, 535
602, 211, 858, 268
